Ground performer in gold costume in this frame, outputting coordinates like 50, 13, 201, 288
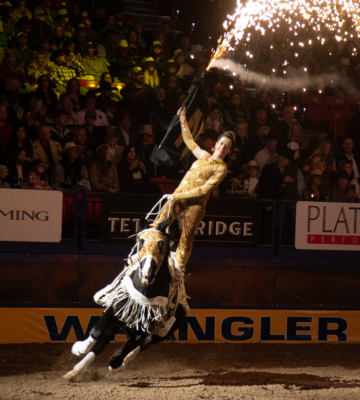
153, 108, 235, 271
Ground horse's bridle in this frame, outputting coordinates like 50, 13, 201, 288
129, 229, 170, 279
128, 196, 173, 280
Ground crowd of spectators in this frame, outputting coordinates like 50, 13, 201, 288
0, 0, 359, 206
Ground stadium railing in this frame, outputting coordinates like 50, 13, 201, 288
3, 193, 360, 262
80, 192, 277, 257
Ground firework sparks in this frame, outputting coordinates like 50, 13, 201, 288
207, 0, 360, 70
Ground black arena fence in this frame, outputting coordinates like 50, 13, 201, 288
1, 191, 360, 263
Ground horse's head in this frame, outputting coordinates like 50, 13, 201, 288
136, 218, 170, 286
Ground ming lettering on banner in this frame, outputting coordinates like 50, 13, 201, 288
0, 189, 62, 242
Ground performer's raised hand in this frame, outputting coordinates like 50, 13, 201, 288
177, 107, 187, 124
178, 105, 209, 160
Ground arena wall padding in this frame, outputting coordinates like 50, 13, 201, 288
1, 255, 360, 308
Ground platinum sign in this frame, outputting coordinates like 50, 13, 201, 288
295, 202, 360, 250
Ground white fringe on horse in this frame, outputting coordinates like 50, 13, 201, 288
107, 275, 168, 333
94, 252, 189, 336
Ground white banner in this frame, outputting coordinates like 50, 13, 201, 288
0, 189, 63, 242
295, 201, 360, 250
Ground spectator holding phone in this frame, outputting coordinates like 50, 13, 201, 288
51, 142, 91, 191
331, 172, 359, 202
302, 169, 327, 201
117, 144, 162, 194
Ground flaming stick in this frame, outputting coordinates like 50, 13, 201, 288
207, 0, 360, 70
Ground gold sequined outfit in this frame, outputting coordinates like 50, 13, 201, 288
153, 122, 227, 271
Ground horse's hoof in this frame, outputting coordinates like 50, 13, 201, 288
63, 352, 96, 381
109, 363, 126, 373
124, 346, 141, 366
71, 337, 96, 356
63, 369, 80, 382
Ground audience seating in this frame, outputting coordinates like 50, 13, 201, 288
303, 95, 357, 139
323, 96, 344, 106
345, 98, 360, 109
301, 95, 323, 105
306, 104, 327, 124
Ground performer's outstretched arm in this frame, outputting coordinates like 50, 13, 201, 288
178, 108, 209, 160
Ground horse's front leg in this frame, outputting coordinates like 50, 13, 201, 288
109, 331, 147, 371
63, 309, 119, 382
71, 307, 117, 357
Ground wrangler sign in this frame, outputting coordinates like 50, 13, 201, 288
295, 201, 360, 250
0, 308, 358, 344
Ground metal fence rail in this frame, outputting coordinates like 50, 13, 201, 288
80, 193, 277, 257
2, 193, 360, 262
80, 191, 131, 255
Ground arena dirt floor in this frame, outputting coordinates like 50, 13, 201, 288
1, 343, 360, 399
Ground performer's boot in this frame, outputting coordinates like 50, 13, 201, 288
175, 247, 191, 273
